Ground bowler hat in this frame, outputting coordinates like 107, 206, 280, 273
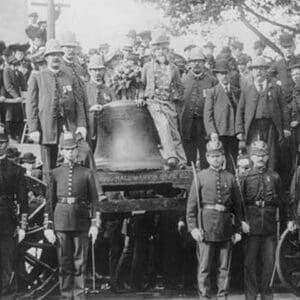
44, 39, 64, 57
279, 33, 294, 47
189, 47, 205, 61
203, 41, 216, 49
213, 60, 229, 74
249, 57, 269, 69
88, 54, 105, 69
0, 123, 8, 142
59, 131, 77, 149
206, 140, 224, 155
150, 30, 170, 47
250, 140, 269, 155
237, 54, 250, 65
60, 31, 79, 48
21, 152, 36, 164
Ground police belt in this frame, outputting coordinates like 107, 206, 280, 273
248, 201, 276, 208
58, 197, 87, 205
203, 204, 228, 212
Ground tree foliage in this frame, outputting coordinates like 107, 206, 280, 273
139, 0, 300, 35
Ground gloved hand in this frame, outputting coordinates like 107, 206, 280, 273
88, 225, 99, 245
177, 220, 186, 235
191, 228, 204, 242
18, 228, 26, 243
29, 131, 40, 143
89, 104, 103, 112
241, 221, 250, 234
287, 221, 297, 232
75, 127, 87, 140
232, 233, 242, 244
44, 229, 56, 244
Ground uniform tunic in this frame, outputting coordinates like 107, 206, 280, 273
186, 167, 242, 298
46, 162, 98, 300
240, 167, 284, 300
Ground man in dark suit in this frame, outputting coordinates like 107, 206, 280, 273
26, 39, 87, 176
236, 57, 290, 171
44, 131, 100, 300
181, 47, 217, 167
204, 60, 240, 173
0, 124, 28, 300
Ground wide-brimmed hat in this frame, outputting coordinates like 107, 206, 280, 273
189, 47, 205, 61
231, 41, 244, 51
248, 57, 269, 69
150, 30, 170, 47
88, 54, 105, 69
44, 39, 64, 57
21, 152, 36, 164
213, 60, 229, 73
203, 41, 216, 49
8, 43, 30, 53
184, 44, 197, 52
60, 31, 79, 48
279, 33, 294, 48
7, 55, 18, 65
237, 54, 251, 65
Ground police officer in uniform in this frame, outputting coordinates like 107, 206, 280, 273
43, 131, 100, 300
240, 141, 285, 300
186, 140, 243, 299
0, 123, 28, 300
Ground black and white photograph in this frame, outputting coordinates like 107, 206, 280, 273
0, 0, 299, 299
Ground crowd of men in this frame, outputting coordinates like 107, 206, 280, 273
0, 9, 300, 300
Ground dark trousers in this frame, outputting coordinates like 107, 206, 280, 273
0, 235, 16, 300
247, 119, 277, 171
183, 117, 208, 169
219, 136, 238, 174
197, 240, 232, 298
56, 231, 89, 300
41, 144, 59, 178
115, 215, 151, 290
243, 235, 276, 300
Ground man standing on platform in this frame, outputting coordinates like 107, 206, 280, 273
181, 47, 217, 168
204, 60, 240, 173
236, 57, 290, 171
43, 131, 100, 300
26, 39, 87, 176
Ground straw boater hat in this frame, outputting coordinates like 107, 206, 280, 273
248, 57, 269, 69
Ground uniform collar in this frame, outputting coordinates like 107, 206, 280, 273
209, 166, 223, 173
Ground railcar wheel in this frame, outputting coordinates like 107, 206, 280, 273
276, 228, 300, 296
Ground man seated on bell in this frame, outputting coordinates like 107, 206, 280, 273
139, 30, 187, 170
